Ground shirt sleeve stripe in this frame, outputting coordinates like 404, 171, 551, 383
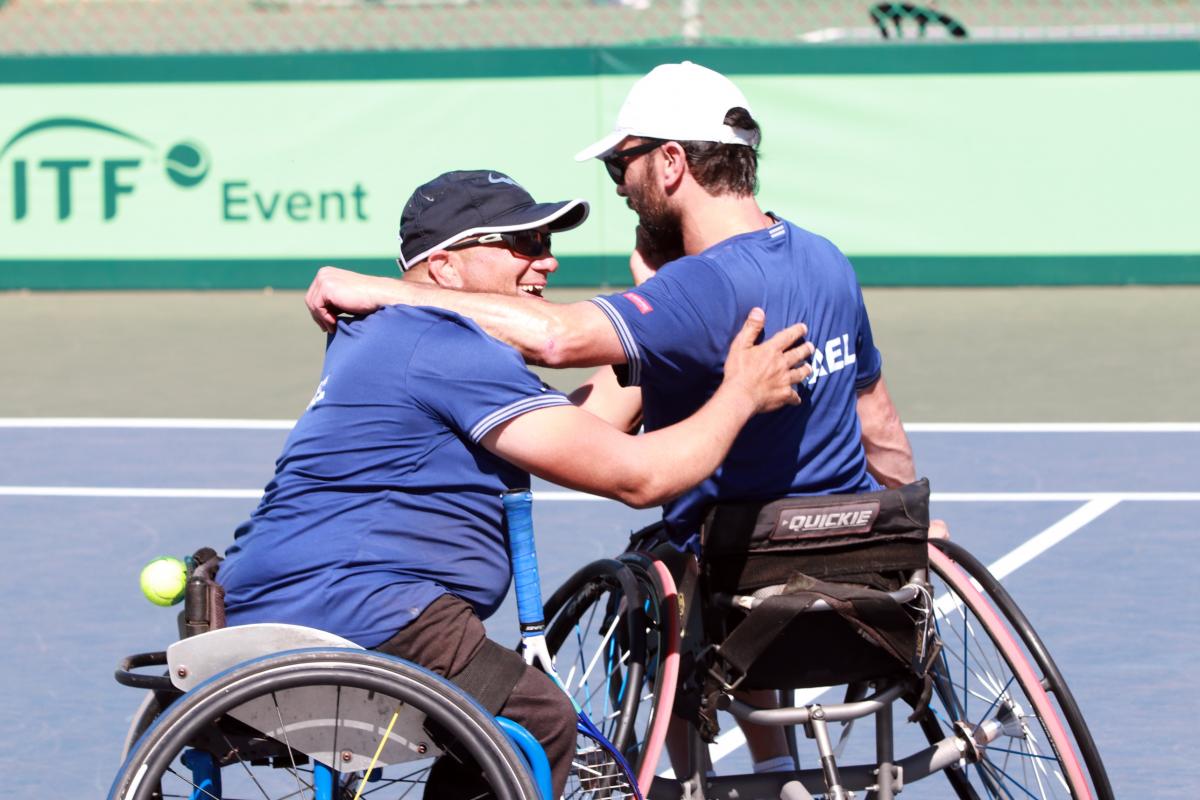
468, 393, 573, 442
854, 368, 883, 391
589, 297, 642, 386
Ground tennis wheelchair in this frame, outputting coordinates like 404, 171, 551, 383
109, 491, 645, 800
110, 549, 554, 800
540, 479, 1115, 800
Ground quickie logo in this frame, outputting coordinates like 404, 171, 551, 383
0, 117, 209, 221
773, 500, 879, 539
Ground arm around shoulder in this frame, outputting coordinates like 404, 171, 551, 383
307, 265, 624, 367
306, 266, 415, 333
394, 294, 625, 368
519, 299, 627, 368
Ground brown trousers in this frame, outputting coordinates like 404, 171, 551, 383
375, 593, 576, 798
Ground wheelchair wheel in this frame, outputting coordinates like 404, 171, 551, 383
108, 648, 540, 800
543, 556, 678, 791
619, 551, 680, 788
120, 691, 166, 761
927, 540, 1114, 800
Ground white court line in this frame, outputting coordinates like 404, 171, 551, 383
985, 497, 1120, 580
2, 418, 1199, 433
0, 487, 265, 499
932, 492, 1200, 503
905, 422, 1200, 433
0, 418, 295, 429
668, 496, 1124, 775
2, 487, 1198, 502
0, 487, 614, 500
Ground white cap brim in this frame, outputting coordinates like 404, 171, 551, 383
399, 198, 589, 270
575, 130, 630, 162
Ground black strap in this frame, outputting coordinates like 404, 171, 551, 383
717, 573, 918, 678
450, 637, 528, 716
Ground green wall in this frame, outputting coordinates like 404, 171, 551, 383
1, 42, 1197, 288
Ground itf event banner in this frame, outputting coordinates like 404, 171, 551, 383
0, 45, 1197, 287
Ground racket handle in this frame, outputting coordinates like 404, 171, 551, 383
503, 489, 545, 632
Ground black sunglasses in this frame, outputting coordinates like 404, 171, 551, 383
446, 229, 552, 259
601, 139, 665, 185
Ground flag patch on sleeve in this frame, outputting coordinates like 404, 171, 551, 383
623, 292, 654, 314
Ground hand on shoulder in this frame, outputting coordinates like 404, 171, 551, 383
306, 266, 403, 333
721, 308, 814, 415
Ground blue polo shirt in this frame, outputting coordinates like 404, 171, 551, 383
591, 219, 882, 544
219, 304, 571, 648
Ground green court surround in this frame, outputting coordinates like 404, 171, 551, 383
2, 254, 1197, 290
1, 41, 1198, 83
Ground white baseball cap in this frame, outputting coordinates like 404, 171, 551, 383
575, 61, 759, 162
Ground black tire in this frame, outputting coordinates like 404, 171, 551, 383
926, 540, 1114, 800
119, 692, 166, 762
108, 648, 539, 800
617, 551, 678, 779
542, 558, 656, 770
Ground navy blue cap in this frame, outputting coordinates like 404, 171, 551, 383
398, 170, 589, 270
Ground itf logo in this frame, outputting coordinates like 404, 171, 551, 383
0, 117, 209, 221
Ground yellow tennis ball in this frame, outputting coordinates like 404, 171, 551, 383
140, 556, 188, 607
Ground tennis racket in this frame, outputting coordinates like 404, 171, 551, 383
504, 489, 643, 800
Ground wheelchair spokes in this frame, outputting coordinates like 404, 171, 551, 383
110, 650, 539, 800
560, 605, 629, 723
927, 543, 1102, 800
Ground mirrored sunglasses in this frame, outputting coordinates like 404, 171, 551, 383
447, 229, 552, 258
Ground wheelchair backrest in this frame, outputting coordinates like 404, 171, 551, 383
699, 479, 934, 690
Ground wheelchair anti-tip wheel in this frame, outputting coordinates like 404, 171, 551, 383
109, 648, 541, 800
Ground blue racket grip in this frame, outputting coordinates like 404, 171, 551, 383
504, 489, 545, 630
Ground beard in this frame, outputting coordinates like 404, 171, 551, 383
627, 173, 685, 267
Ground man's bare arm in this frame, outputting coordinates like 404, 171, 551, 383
306, 266, 623, 367
856, 375, 917, 488
568, 367, 643, 433
484, 311, 812, 508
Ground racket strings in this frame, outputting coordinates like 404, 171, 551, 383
570, 737, 638, 799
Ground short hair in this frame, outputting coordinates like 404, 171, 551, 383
679, 107, 761, 197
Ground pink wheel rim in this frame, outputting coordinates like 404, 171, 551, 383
636, 558, 680, 793
929, 545, 1092, 799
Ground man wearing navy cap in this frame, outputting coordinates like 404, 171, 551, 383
304, 64, 933, 774
220, 169, 814, 798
